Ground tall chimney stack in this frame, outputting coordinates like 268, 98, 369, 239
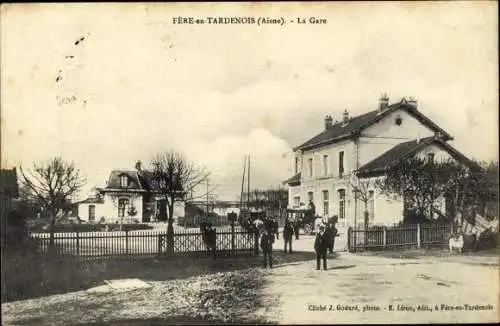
324, 115, 333, 130
378, 93, 389, 113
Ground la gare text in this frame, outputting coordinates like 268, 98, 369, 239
172, 17, 328, 25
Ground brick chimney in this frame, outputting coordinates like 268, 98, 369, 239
135, 160, 142, 171
324, 115, 333, 130
378, 93, 389, 113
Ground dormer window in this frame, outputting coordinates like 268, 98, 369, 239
120, 175, 128, 188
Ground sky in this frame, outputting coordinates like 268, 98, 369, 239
1, 2, 498, 201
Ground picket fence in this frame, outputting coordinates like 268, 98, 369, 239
347, 224, 453, 252
31, 227, 258, 260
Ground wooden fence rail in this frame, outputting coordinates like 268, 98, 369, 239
347, 224, 453, 252
31, 229, 258, 261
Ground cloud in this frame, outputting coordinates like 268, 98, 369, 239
2, 3, 497, 200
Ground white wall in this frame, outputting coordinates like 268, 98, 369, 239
78, 203, 104, 222
415, 144, 455, 162
99, 192, 144, 223
358, 109, 437, 167
301, 139, 357, 182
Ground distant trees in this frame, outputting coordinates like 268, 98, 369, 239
242, 187, 288, 216
20, 157, 86, 248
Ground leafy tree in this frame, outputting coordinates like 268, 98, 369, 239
150, 151, 212, 255
19, 157, 85, 249
376, 157, 447, 222
376, 156, 492, 229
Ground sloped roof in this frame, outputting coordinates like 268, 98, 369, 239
0, 168, 19, 197
282, 172, 301, 186
294, 99, 453, 152
105, 170, 144, 190
102, 169, 184, 194
356, 136, 476, 177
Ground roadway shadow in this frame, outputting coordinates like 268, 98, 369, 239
2, 249, 319, 303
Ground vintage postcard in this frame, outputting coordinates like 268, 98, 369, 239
1, 2, 498, 325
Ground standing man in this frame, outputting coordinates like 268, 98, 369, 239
314, 225, 329, 270
283, 220, 294, 253
260, 227, 275, 268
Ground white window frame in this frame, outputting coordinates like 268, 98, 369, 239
322, 190, 329, 217
338, 188, 346, 219
120, 175, 128, 188
118, 198, 130, 218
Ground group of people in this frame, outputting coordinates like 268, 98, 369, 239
256, 216, 339, 270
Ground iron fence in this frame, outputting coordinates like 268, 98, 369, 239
31, 228, 257, 261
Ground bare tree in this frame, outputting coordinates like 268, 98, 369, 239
20, 157, 86, 248
150, 151, 212, 255
350, 175, 377, 229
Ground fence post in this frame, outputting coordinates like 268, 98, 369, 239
383, 227, 387, 250
231, 220, 235, 251
347, 227, 352, 252
76, 231, 80, 257
254, 230, 259, 255
125, 230, 129, 256
417, 224, 421, 248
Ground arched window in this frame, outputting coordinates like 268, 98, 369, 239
118, 198, 129, 217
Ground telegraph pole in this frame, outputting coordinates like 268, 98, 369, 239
206, 178, 209, 218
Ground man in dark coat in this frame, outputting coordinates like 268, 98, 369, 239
314, 225, 329, 270
260, 228, 275, 268
283, 220, 294, 253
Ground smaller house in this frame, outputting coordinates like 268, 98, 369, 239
77, 161, 185, 223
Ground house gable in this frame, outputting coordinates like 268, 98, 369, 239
294, 99, 452, 153
356, 136, 475, 178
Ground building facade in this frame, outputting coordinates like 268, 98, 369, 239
284, 95, 472, 231
77, 162, 185, 223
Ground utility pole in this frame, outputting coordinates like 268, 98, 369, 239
247, 155, 251, 211
206, 178, 209, 219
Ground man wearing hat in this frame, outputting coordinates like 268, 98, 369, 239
314, 224, 329, 270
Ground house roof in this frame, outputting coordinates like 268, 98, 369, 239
356, 135, 476, 177
101, 169, 184, 195
282, 172, 301, 186
104, 170, 143, 190
294, 99, 453, 152
0, 168, 19, 198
